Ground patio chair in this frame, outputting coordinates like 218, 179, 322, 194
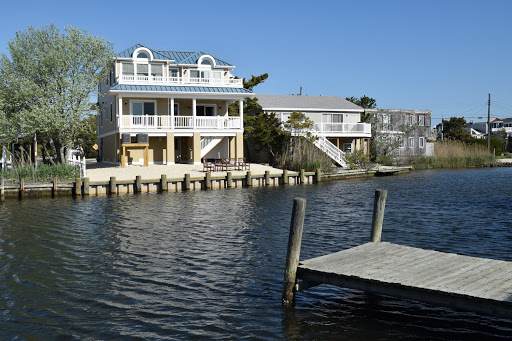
237, 157, 250, 171
203, 158, 215, 172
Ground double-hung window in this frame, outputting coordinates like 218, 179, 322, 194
122, 63, 134, 80
137, 64, 148, 80
418, 115, 425, 126
419, 137, 425, 148
408, 137, 414, 148
151, 64, 163, 80
169, 68, 179, 81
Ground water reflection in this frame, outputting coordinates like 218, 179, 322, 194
0, 168, 511, 339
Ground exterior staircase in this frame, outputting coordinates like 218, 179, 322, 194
313, 136, 348, 168
200, 136, 223, 158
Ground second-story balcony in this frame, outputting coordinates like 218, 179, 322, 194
312, 123, 371, 136
116, 75, 243, 88
118, 115, 242, 131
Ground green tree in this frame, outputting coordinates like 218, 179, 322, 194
228, 73, 268, 116
244, 112, 286, 163
283, 111, 316, 141
0, 23, 114, 163
442, 117, 471, 142
346, 95, 377, 109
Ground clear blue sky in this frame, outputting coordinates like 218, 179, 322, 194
1, 0, 511, 126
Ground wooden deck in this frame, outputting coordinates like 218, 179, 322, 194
297, 242, 512, 318
281, 192, 512, 319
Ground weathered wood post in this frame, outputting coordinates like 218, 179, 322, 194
19, 178, 24, 199
205, 172, 211, 190
299, 169, 305, 184
109, 176, 116, 195
282, 169, 288, 185
265, 170, 270, 186
135, 175, 142, 193
226, 171, 233, 188
161, 174, 168, 192
282, 197, 307, 306
370, 189, 388, 243
52, 178, 57, 197
0, 177, 4, 203
246, 171, 252, 187
83, 177, 90, 196
75, 178, 82, 197
315, 168, 322, 183
184, 173, 191, 191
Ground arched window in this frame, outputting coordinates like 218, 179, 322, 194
201, 59, 212, 65
137, 52, 148, 58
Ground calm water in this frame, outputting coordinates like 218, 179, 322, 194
1, 168, 511, 340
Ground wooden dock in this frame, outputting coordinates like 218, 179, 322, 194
282, 191, 512, 319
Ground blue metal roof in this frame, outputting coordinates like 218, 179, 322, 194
116, 44, 232, 66
110, 84, 253, 94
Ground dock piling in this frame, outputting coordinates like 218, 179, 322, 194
370, 189, 387, 243
74, 178, 82, 197
184, 173, 191, 191
0, 177, 4, 203
246, 171, 252, 187
83, 177, 90, 196
161, 174, 168, 192
265, 170, 270, 186
109, 177, 116, 195
282, 197, 307, 306
299, 169, 305, 184
205, 172, 211, 189
227, 171, 233, 188
135, 175, 142, 193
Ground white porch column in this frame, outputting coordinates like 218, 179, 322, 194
170, 97, 175, 129
118, 95, 123, 129
225, 101, 229, 116
239, 99, 243, 129
192, 97, 197, 129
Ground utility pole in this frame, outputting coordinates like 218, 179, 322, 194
487, 93, 491, 154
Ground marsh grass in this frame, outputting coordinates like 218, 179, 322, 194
277, 138, 335, 173
410, 141, 495, 169
1, 164, 79, 184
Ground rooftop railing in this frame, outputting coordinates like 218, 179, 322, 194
116, 75, 243, 87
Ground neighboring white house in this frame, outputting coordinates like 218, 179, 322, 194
97, 44, 254, 166
256, 94, 371, 168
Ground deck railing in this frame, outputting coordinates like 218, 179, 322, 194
117, 75, 243, 87
119, 115, 242, 130
311, 123, 371, 135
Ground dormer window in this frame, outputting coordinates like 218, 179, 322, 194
137, 52, 148, 58
198, 55, 215, 68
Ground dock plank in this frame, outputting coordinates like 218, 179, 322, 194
297, 242, 512, 318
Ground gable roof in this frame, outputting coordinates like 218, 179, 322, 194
256, 94, 363, 111
116, 44, 233, 66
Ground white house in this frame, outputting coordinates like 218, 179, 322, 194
97, 44, 254, 166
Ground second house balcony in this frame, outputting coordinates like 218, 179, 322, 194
116, 75, 243, 88
118, 115, 243, 131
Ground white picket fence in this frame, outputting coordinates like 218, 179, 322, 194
68, 154, 86, 178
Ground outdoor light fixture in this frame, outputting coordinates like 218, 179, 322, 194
188, 105, 191, 109
124, 102, 127, 105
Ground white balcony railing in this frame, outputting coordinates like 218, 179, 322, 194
116, 75, 243, 88
119, 115, 242, 130
311, 123, 371, 135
